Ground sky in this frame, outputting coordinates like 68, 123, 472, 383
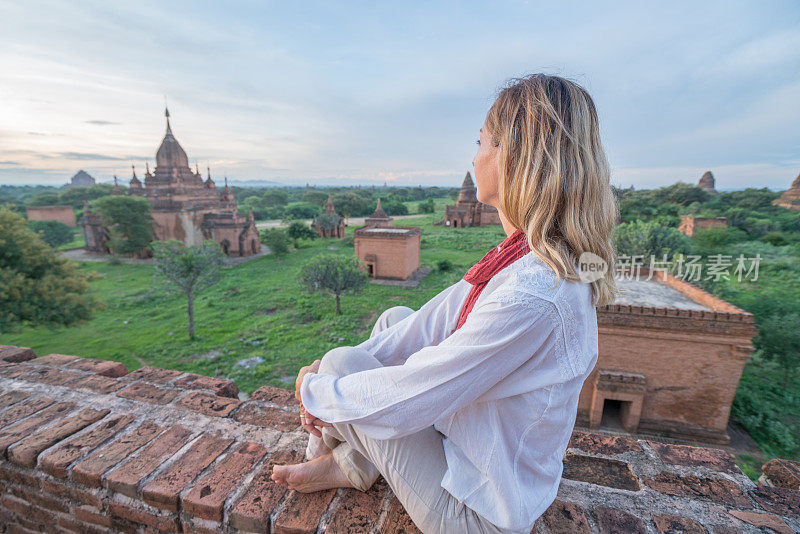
0, 1, 798, 190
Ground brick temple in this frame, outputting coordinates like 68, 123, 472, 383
354, 199, 421, 280
679, 215, 729, 236
80, 109, 261, 257
443, 172, 501, 228
584, 268, 757, 444
0, 345, 797, 533
774, 172, 800, 211
25, 205, 76, 228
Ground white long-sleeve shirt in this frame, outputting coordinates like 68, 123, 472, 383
299, 250, 599, 532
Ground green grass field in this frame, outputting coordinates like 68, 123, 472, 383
4, 198, 797, 473
4, 205, 505, 396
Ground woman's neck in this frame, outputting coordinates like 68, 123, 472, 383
497, 209, 517, 238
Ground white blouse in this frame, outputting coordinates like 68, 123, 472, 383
299, 250, 599, 533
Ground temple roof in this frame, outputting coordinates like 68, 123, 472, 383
155, 107, 190, 170
369, 198, 390, 220
457, 171, 478, 204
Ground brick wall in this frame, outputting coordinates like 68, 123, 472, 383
25, 206, 77, 228
0, 345, 797, 533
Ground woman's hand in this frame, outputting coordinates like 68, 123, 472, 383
295, 359, 334, 437
300, 406, 333, 438
295, 359, 321, 402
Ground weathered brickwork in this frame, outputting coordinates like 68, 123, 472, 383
0, 345, 797, 533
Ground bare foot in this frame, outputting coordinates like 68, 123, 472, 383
271, 451, 355, 492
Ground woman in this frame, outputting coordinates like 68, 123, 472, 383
271, 73, 618, 534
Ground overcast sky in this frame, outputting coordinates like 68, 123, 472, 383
0, 1, 798, 189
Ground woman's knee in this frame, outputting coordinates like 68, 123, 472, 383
372, 305, 415, 337
318, 346, 379, 377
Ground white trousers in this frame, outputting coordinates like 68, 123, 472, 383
304, 306, 518, 534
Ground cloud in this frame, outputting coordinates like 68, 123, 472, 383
57, 152, 128, 161
85, 120, 120, 125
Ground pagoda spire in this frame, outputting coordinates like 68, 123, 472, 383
131, 163, 137, 179
165, 107, 172, 135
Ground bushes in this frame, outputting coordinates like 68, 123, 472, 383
27, 220, 73, 248
612, 220, 691, 259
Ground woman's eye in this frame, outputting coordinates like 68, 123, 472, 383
475, 139, 481, 146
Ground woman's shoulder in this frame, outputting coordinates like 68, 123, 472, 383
494, 252, 592, 310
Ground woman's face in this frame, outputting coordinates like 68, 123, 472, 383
472, 119, 500, 208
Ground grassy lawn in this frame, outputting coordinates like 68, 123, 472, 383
3, 205, 504, 396
5, 200, 797, 474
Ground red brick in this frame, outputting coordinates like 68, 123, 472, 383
74, 504, 113, 527
381, 496, 422, 534
103, 425, 195, 498
562, 452, 640, 491
568, 431, 643, 455
750, 486, 800, 518
228, 448, 304, 532
761, 458, 800, 490
0, 346, 36, 362
33, 353, 81, 366
72, 420, 164, 487
728, 510, 794, 534
141, 432, 234, 511
40, 477, 103, 508
0, 362, 31, 379
0, 396, 56, 429
125, 366, 183, 384
0, 463, 40, 487
653, 513, 708, 533
8, 407, 110, 467
116, 381, 178, 404
7, 483, 68, 513
18, 366, 83, 386
272, 487, 336, 534
646, 441, 738, 474
232, 402, 301, 431
182, 440, 268, 521
39, 413, 136, 478
250, 385, 300, 407
107, 501, 181, 532
172, 373, 239, 398
0, 389, 31, 409
326, 478, 390, 534
594, 506, 646, 534
65, 357, 128, 377
67, 374, 127, 394
0, 401, 76, 456
542, 499, 591, 534
2, 493, 34, 517
174, 390, 240, 417
642, 472, 749, 508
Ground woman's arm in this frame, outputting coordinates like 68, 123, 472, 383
355, 279, 470, 367
299, 289, 562, 440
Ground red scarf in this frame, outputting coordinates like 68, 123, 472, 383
454, 229, 531, 331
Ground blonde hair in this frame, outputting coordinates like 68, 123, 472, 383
485, 74, 618, 306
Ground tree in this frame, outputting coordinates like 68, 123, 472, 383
755, 313, 800, 389
150, 240, 225, 339
299, 255, 368, 314
0, 206, 96, 332
302, 190, 329, 206
283, 202, 322, 220
92, 196, 154, 257
612, 220, 691, 260
58, 184, 115, 209
260, 228, 290, 256
263, 189, 289, 208
28, 220, 73, 248
417, 198, 435, 214
287, 221, 317, 247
